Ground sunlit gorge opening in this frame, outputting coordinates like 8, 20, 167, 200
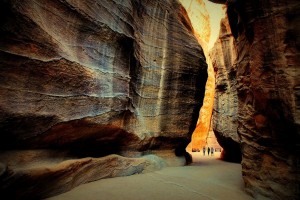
179, 0, 225, 158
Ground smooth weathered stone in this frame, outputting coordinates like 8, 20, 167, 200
0, 150, 180, 199
0, 0, 207, 198
0, 0, 207, 151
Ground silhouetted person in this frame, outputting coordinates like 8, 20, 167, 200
211, 147, 214, 156
208, 147, 210, 156
203, 146, 206, 156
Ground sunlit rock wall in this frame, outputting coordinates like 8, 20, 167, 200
190, 62, 215, 150
0, 0, 208, 198
179, 0, 216, 151
210, 0, 300, 199
210, 16, 240, 162
179, 0, 210, 49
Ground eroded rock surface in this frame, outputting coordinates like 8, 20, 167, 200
0, 0, 207, 198
0, 150, 180, 199
210, 16, 240, 162
210, 0, 300, 199
0, 0, 207, 152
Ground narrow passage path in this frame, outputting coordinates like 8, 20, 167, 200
47, 152, 253, 200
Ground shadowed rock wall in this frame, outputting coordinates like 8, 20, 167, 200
210, 16, 240, 162
0, 0, 207, 198
0, 0, 207, 152
210, 0, 300, 199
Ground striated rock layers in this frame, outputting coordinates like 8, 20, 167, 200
210, 16, 240, 162
0, 0, 207, 198
0, 150, 183, 199
211, 0, 300, 199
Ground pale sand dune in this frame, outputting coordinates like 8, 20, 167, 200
47, 152, 253, 200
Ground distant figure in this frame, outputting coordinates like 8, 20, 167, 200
203, 146, 206, 156
208, 147, 210, 156
211, 147, 214, 156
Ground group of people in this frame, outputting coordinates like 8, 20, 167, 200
203, 146, 214, 156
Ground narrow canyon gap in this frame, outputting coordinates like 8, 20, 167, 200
0, 0, 299, 200
181, 0, 300, 199
179, 0, 224, 153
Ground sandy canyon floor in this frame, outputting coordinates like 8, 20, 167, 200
47, 152, 253, 200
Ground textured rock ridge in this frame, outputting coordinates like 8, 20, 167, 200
210, 16, 240, 162
0, 150, 182, 199
0, 0, 207, 198
0, 0, 207, 151
210, 0, 300, 199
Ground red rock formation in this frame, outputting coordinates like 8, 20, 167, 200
0, 0, 207, 198
210, 0, 300, 199
179, 0, 223, 152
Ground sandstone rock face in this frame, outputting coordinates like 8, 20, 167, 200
179, 0, 211, 49
0, 0, 207, 198
211, 0, 300, 199
0, 0, 207, 151
189, 62, 215, 150
210, 16, 241, 162
0, 150, 183, 199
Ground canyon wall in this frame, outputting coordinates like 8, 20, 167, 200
0, 0, 207, 198
211, 0, 300, 199
210, 16, 240, 162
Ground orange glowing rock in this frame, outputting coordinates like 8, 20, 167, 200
180, 0, 224, 151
